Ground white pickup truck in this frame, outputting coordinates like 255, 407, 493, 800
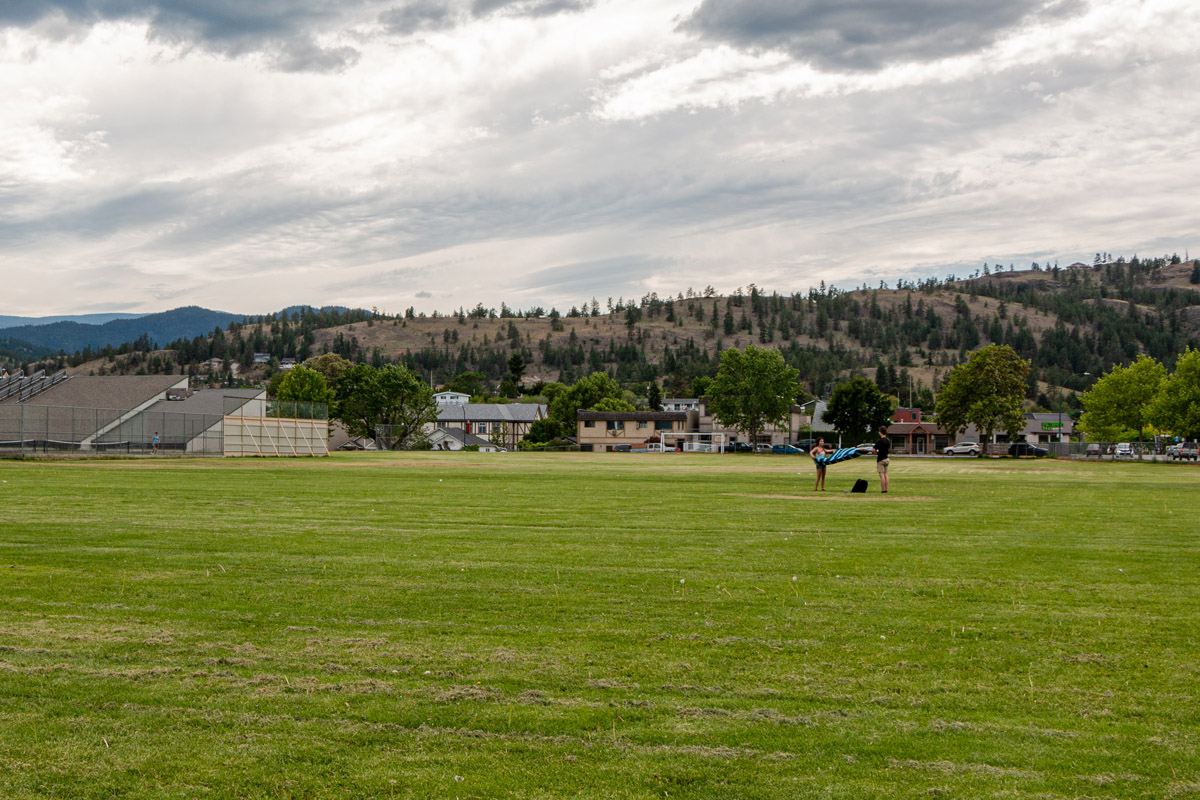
1168, 442, 1199, 461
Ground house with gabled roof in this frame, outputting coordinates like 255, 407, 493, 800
435, 402, 547, 449
428, 427, 504, 452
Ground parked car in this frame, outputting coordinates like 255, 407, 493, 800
772, 443, 804, 455
1085, 443, 1102, 458
794, 438, 818, 453
1008, 442, 1048, 457
943, 441, 981, 456
1114, 442, 1134, 458
724, 441, 753, 453
1169, 442, 1199, 461
754, 443, 773, 453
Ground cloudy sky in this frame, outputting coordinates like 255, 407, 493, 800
2, 0, 1198, 316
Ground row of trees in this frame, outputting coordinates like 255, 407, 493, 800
1078, 350, 1200, 443
273, 354, 437, 448
269, 338, 1200, 454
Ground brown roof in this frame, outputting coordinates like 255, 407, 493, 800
887, 422, 946, 435
577, 411, 688, 421
3, 375, 187, 411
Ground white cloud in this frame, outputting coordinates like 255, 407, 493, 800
0, 0, 1197, 316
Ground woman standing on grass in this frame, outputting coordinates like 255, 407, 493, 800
811, 438, 828, 491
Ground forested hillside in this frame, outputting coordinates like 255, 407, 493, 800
1, 306, 243, 354
29, 254, 1200, 411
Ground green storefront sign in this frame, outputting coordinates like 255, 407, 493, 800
1041, 422, 1062, 430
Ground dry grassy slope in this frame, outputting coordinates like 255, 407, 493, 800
59, 261, 1199, 390
311, 271, 1154, 387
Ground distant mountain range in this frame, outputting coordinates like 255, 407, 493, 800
0, 306, 245, 354
0, 305, 360, 361
0, 312, 143, 329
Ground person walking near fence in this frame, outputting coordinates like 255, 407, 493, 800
152, 431, 160, 454
875, 427, 890, 493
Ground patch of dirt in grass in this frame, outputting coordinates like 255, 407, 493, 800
630, 744, 761, 760
435, 685, 500, 702
678, 706, 732, 718
888, 759, 1038, 779
589, 678, 640, 690
1167, 781, 1200, 797
1084, 773, 1142, 785
1064, 652, 1117, 665
202, 657, 258, 667
516, 690, 604, 708
726, 493, 938, 502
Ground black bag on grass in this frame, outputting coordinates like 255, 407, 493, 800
850, 479, 868, 494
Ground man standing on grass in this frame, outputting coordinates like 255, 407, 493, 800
875, 426, 890, 493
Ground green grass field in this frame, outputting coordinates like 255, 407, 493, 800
1, 453, 1198, 799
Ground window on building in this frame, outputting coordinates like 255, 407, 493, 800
607, 420, 623, 431
636, 421, 648, 429
655, 420, 673, 430
584, 420, 595, 428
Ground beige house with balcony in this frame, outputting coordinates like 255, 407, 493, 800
576, 411, 689, 452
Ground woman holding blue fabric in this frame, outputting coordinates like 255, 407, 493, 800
811, 438, 828, 490
809, 439, 876, 491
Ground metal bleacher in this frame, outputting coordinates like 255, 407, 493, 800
0, 370, 70, 403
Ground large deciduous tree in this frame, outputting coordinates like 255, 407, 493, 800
1079, 354, 1166, 448
1147, 348, 1200, 440
707, 346, 799, 446
274, 366, 333, 405
524, 372, 627, 443
824, 377, 894, 444
935, 344, 1030, 454
301, 353, 353, 390
335, 364, 437, 448
273, 366, 333, 418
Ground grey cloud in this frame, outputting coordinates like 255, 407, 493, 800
376, 0, 593, 37
379, 1, 461, 35
270, 37, 361, 72
471, 0, 594, 18
516, 255, 673, 296
680, 0, 1084, 71
0, 0, 363, 72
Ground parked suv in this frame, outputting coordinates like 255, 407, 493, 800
943, 441, 981, 456
1008, 442, 1048, 458
1114, 442, 1134, 458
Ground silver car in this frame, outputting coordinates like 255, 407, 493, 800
943, 441, 981, 456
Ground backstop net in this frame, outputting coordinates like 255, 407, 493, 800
221, 397, 329, 457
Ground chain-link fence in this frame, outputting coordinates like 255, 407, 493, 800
0, 403, 225, 455
222, 397, 327, 420
0, 397, 330, 457
965, 441, 1181, 460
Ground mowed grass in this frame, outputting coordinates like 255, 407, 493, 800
0, 453, 1198, 799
